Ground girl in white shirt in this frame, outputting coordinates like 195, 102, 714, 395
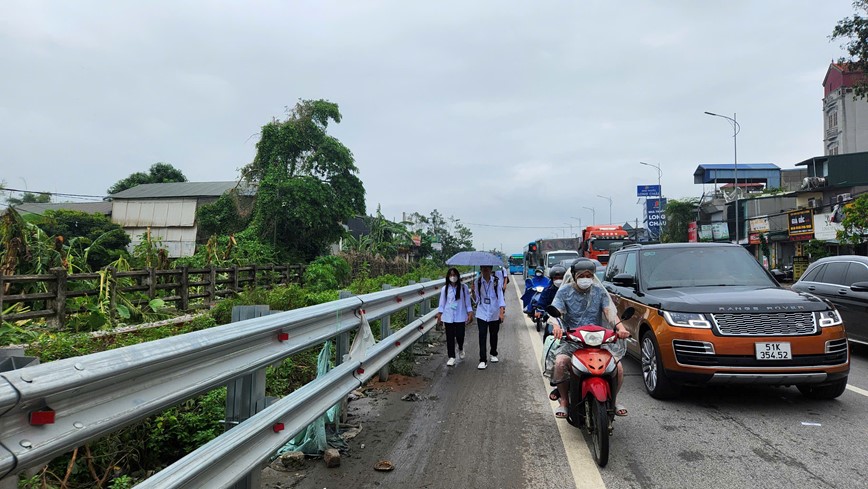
435, 268, 474, 366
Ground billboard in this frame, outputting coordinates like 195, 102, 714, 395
637, 185, 661, 197
645, 198, 667, 238
787, 209, 814, 238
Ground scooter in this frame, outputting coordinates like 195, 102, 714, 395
527, 285, 547, 331
545, 305, 635, 467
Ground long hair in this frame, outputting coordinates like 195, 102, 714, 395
444, 267, 462, 300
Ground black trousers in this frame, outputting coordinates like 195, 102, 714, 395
477, 318, 501, 362
444, 322, 465, 358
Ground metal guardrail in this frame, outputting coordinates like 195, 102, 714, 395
0, 275, 464, 483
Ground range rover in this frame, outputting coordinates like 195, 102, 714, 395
604, 243, 850, 399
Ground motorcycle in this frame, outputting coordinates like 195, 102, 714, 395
545, 305, 635, 467
526, 285, 547, 331
771, 264, 794, 282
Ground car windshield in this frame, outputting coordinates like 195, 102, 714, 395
640, 247, 776, 289
590, 239, 627, 251
548, 252, 579, 266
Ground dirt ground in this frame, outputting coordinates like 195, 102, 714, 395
260, 338, 444, 489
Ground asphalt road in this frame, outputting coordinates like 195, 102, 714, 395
278, 278, 868, 489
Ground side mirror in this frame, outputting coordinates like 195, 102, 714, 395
545, 305, 562, 318
620, 307, 636, 321
851, 281, 868, 292
612, 273, 635, 287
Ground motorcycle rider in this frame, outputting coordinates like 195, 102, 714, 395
534, 265, 566, 339
549, 258, 630, 419
521, 267, 551, 315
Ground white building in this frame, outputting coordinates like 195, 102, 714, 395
823, 63, 868, 155
110, 181, 252, 258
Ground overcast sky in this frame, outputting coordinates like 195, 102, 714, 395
0, 1, 858, 253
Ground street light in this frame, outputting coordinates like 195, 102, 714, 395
570, 216, 582, 232
704, 111, 740, 244
639, 161, 663, 240
583, 206, 595, 225
596, 195, 612, 225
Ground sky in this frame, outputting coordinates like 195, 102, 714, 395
0, 0, 859, 254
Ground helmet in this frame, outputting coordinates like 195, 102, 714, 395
570, 258, 597, 277
549, 265, 566, 279
534, 267, 544, 275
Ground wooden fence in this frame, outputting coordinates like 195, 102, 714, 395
0, 264, 305, 327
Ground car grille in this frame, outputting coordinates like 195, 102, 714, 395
673, 352, 848, 368
711, 312, 817, 336
826, 338, 849, 354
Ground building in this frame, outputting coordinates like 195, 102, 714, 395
822, 63, 868, 155
109, 181, 252, 258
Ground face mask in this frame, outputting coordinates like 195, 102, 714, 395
576, 278, 594, 290
554, 279, 563, 287
535, 272, 543, 277
449, 276, 459, 283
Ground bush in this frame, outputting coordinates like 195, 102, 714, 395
303, 255, 351, 292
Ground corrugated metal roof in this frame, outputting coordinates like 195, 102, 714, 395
109, 181, 254, 199
694, 163, 779, 172
13, 202, 113, 216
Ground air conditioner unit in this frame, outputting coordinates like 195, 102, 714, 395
808, 199, 821, 209
837, 193, 852, 203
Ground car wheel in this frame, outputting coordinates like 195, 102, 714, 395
640, 331, 680, 399
797, 378, 848, 400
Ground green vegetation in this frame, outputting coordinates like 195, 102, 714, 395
106, 162, 187, 195
832, 1, 868, 100
662, 198, 699, 243
836, 193, 868, 246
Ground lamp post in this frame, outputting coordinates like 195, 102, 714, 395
583, 206, 595, 226
570, 216, 582, 232
704, 111, 740, 244
596, 195, 613, 225
639, 161, 663, 240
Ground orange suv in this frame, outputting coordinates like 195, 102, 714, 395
604, 243, 850, 399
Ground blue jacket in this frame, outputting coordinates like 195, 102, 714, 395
521, 276, 551, 308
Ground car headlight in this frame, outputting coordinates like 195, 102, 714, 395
816, 310, 843, 327
663, 311, 712, 329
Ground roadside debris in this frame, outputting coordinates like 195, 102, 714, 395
374, 460, 395, 472
401, 393, 422, 402
323, 448, 341, 468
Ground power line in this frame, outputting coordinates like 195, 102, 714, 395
0, 187, 107, 201
465, 222, 569, 229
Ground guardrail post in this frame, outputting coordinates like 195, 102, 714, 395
225, 305, 271, 489
407, 280, 417, 323
379, 284, 393, 382
50, 267, 67, 328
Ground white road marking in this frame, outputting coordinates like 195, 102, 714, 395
513, 280, 606, 489
846, 384, 868, 397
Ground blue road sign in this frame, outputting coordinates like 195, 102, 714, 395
645, 198, 667, 238
637, 185, 661, 197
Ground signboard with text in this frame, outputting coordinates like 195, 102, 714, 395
645, 198, 667, 238
788, 209, 814, 238
711, 222, 729, 240
637, 185, 661, 197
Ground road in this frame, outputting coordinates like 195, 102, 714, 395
269, 278, 868, 489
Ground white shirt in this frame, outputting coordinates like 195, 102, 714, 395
437, 283, 473, 323
472, 274, 506, 322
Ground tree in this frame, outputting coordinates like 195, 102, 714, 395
242, 100, 365, 262
107, 162, 187, 195
832, 1, 868, 99
6, 191, 50, 207
662, 198, 699, 243
836, 193, 868, 246
196, 190, 253, 241
38, 209, 131, 269
407, 209, 473, 262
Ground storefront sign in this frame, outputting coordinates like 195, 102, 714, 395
813, 213, 843, 241
645, 198, 667, 238
699, 225, 713, 241
749, 233, 761, 245
749, 216, 770, 233
787, 209, 814, 237
711, 222, 729, 240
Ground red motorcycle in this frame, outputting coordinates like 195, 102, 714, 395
546, 305, 634, 467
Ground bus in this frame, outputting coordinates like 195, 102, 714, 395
508, 253, 524, 275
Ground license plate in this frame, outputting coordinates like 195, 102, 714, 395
755, 342, 792, 360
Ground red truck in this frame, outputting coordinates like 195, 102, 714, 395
581, 226, 631, 264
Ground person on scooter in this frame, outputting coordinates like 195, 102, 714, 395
521, 267, 550, 315
534, 265, 566, 339
549, 258, 630, 419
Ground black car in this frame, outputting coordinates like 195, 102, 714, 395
792, 255, 868, 345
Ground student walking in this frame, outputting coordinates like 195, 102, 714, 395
472, 265, 506, 370
435, 268, 474, 366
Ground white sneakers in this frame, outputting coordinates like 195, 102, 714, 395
490, 356, 499, 363
446, 357, 455, 367
459, 349, 465, 359
477, 362, 487, 370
